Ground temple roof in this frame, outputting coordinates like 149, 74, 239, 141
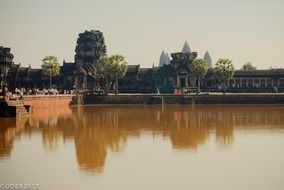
16, 68, 42, 78
152, 67, 160, 73
61, 62, 75, 75
126, 65, 140, 73
205, 69, 284, 78
234, 69, 284, 77
139, 68, 153, 74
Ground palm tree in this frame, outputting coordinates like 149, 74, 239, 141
190, 59, 210, 91
214, 58, 235, 94
42, 56, 60, 89
109, 55, 128, 94
98, 55, 128, 94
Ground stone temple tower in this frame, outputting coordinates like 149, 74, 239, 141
181, 41, 191, 53
0, 47, 14, 89
74, 30, 107, 90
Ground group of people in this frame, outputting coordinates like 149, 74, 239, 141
156, 87, 203, 95
1, 86, 74, 101
14, 88, 58, 96
0, 85, 12, 100
14, 88, 74, 96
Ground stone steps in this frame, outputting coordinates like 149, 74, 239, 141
0, 99, 30, 117
6, 100, 24, 106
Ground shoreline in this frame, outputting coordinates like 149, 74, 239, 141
2, 93, 283, 117
13, 93, 284, 107
83, 93, 284, 105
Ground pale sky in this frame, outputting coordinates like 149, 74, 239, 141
1, 0, 284, 69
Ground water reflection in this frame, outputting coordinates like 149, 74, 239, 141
0, 117, 28, 158
0, 105, 284, 172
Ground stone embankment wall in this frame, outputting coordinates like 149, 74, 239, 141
24, 95, 74, 108
23, 94, 284, 106
83, 94, 284, 104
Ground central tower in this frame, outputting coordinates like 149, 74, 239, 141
74, 30, 107, 90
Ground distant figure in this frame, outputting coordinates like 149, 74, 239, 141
19, 90, 23, 99
3, 86, 9, 100
15, 88, 19, 95
156, 88, 160, 94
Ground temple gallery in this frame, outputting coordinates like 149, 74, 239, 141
1, 30, 284, 94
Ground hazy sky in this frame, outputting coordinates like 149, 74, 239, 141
1, 0, 284, 69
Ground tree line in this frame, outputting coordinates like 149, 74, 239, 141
41, 54, 128, 94
41, 54, 236, 94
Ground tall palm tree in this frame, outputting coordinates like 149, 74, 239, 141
98, 55, 128, 94
214, 58, 235, 94
42, 56, 60, 89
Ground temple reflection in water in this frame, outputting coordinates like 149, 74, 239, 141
0, 105, 284, 172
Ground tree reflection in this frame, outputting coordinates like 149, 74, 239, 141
30, 106, 72, 151
0, 117, 28, 158
0, 119, 15, 158
72, 107, 127, 172
42, 128, 60, 151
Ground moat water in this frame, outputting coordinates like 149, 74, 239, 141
1, 104, 284, 190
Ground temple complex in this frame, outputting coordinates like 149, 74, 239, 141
1, 38, 284, 94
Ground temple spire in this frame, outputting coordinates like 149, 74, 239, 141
203, 51, 212, 66
159, 50, 167, 67
166, 53, 171, 65
182, 41, 191, 53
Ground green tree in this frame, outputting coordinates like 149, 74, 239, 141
97, 55, 111, 92
98, 55, 128, 94
42, 56, 60, 89
190, 59, 210, 91
242, 62, 256, 71
109, 55, 128, 94
214, 58, 235, 94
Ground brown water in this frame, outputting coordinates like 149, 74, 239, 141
1, 104, 284, 190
